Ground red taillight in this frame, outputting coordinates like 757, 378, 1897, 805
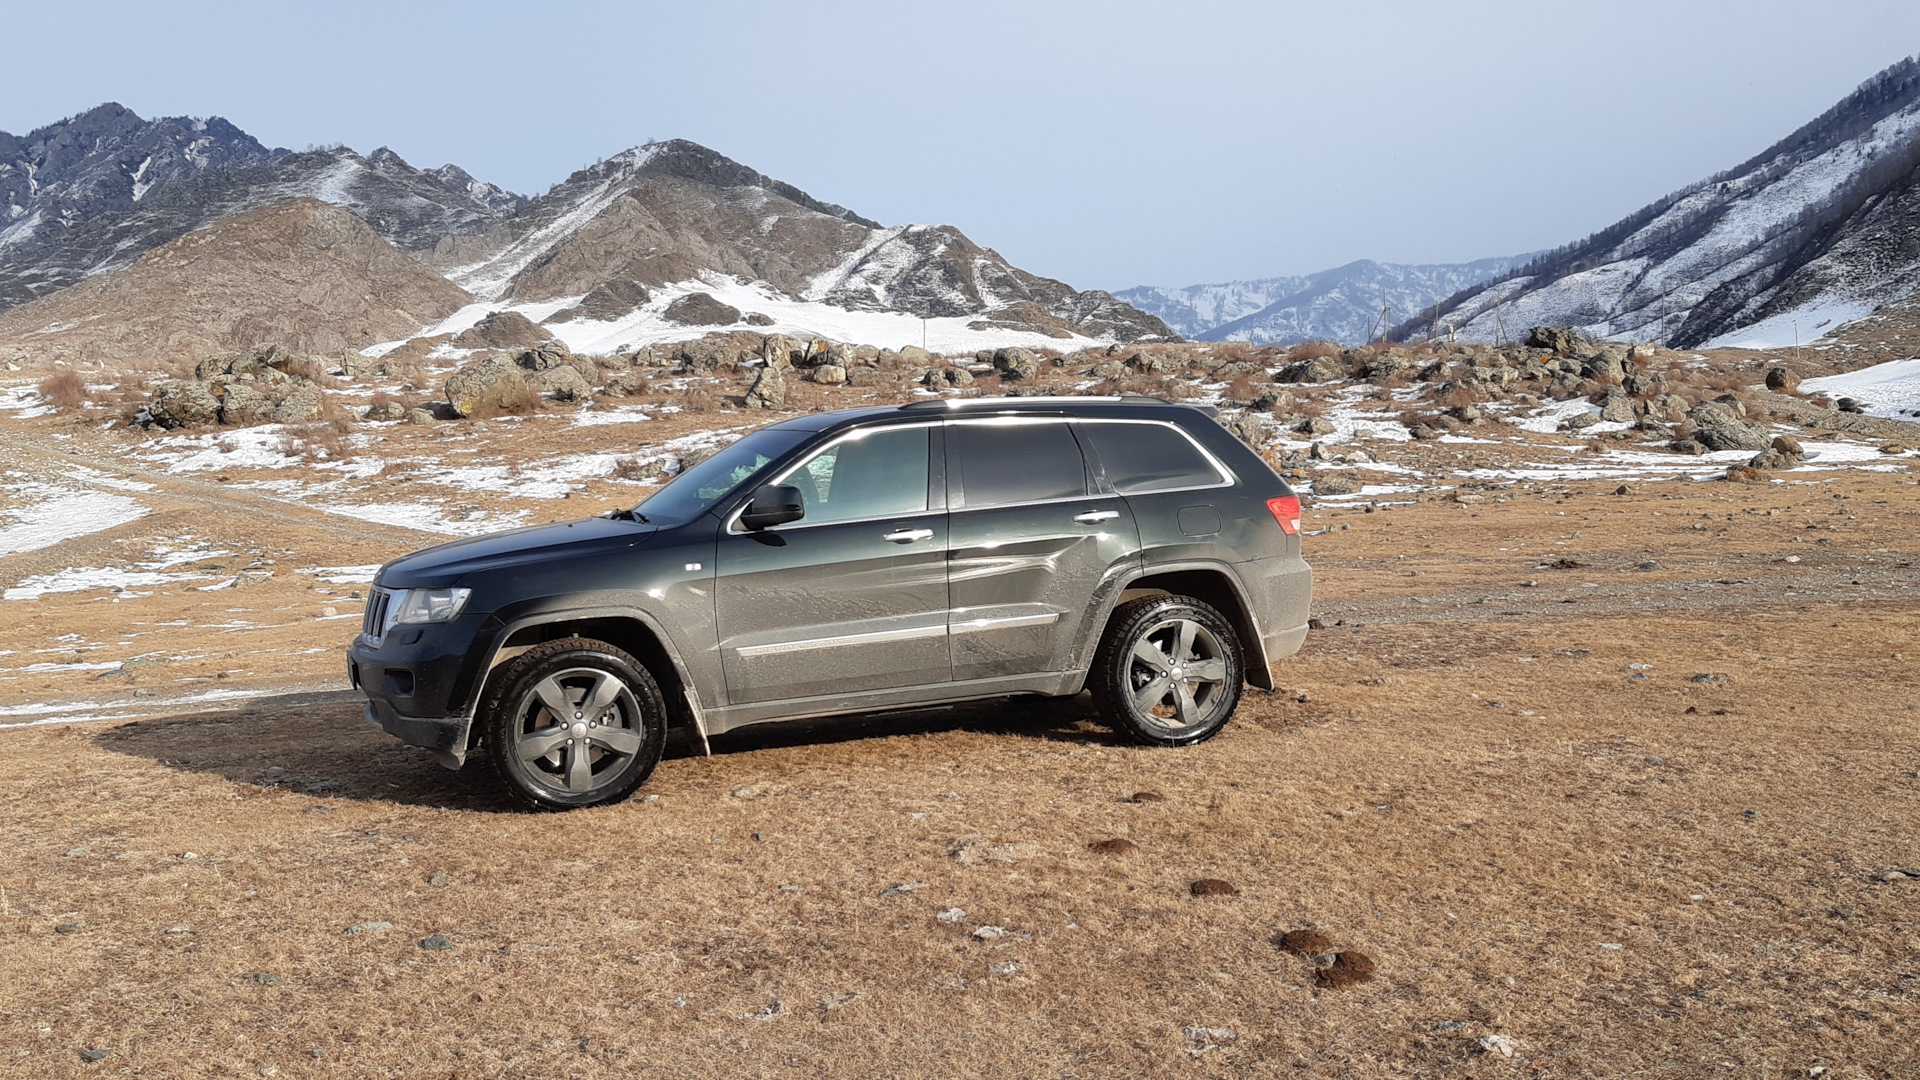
1266, 495, 1301, 535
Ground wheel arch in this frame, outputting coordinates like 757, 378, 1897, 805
466, 609, 703, 750
1109, 564, 1274, 691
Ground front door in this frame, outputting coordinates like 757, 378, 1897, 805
944, 417, 1139, 682
715, 423, 949, 704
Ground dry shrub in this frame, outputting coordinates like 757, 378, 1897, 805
1088, 375, 1192, 400
366, 391, 401, 415
1290, 395, 1328, 418
1432, 384, 1483, 411
38, 370, 87, 409
679, 387, 719, 413
1224, 376, 1258, 403
382, 357, 425, 387
282, 357, 341, 388
1211, 341, 1258, 364
1287, 341, 1341, 362
283, 422, 351, 463
611, 456, 654, 481
466, 377, 540, 419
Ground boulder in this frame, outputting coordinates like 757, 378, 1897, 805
1314, 474, 1359, 496
216, 382, 275, 425
367, 400, 408, 421
661, 292, 742, 327
1407, 424, 1436, 440
743, 312, 775, 326
1087, 359, 1125, 379
810, 364, 848, 385
453, 310, 551, 352
1227, 413, 1267, 445
600, 374, 651, 397
1598, 390, 1637, 423
1747, 449, 1798, 470
1525, 326, 1590, 355
514, 342, 574, 372
763, 334, 804, 369
147, 380, 222, 428
1771, 434, 1804, 458
678, 339, 741, 375
847, 367, 896, 388
1296, 416, 1336, 436
1562, 409, 1600, 431
406, 408, 436, 426
1669, 439, 1705, 455
525, 364, 591, 402
270, 383, 326, 423
923, 366, 973, 388
1765, 367, 1799, 393
1275, 356, 1344, 383
897, 345, 933, 368
993, 347, 1041, 381
744, 367, 787, 409
444, 355, 527, 418
544, 280, 650, 325
1694, 420, 1774, 452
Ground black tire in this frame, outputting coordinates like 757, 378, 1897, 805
1088, 595, 1244, 747
479, 637, 667, 810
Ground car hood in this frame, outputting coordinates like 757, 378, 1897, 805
377, 516, 658, 588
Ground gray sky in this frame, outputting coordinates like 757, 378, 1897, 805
9, 1, 1920, 291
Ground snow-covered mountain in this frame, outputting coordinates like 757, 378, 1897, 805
0, 106, 1171, 356
1400, 56, 1920, 349
0, 104, 521, 312
1119, 255, 1528, 344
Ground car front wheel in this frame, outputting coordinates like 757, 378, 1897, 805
480, 637, 667, 810
1089, 595, 1244, 747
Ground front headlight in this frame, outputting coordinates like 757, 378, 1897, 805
392, 587, 472, 624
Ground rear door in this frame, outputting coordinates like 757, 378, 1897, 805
1072, 418, 1238, 566
943, 417, 1139, 682
714, 423, 950, 704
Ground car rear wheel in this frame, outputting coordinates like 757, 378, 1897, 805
1089, 595, 1243, 746
480, 637, 667, 810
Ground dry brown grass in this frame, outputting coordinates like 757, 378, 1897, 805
36, 370, 87, 409
680, 387, 720, 413
466, 377, 541, 420
1286, 341, 1341, 362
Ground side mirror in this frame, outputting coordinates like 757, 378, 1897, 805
740, 484, 805, 530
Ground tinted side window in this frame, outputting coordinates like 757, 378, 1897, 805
785, 427, 930, 524
952, 422, 1089, 507
1079, 422, 1226, 493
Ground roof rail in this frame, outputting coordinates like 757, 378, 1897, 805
898, 395, 1173, 412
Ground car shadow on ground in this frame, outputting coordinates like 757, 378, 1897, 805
91, 693, 1120, 813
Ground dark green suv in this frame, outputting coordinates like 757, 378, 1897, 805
350, 396, 1312, 808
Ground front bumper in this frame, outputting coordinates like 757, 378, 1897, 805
363, 698, 473, 770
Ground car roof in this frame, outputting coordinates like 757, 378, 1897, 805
762, 396, 1218, 437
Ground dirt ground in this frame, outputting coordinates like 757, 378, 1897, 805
0, 385, 1917, 1078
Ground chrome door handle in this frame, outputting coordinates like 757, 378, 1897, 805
882, 528, 934, 543
1073, 510, 1120, 524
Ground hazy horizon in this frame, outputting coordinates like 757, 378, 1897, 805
9, 1, 1920, 293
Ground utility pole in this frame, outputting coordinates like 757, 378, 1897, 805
1493, 287, 1508, 348
921, 316, 928, 353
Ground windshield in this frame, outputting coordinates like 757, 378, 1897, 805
634, 428, 812, 524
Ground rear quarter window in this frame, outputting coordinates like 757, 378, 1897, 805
1078, 422, 1227, 493
951, 421, 1090, 507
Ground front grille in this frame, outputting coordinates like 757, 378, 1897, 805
363, 588, 392, 644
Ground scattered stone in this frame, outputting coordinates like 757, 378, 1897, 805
1695, 420, 1774, 452
524, 363, 591, 402
1314, 475, 1359, 497
731, 784, 767, 799
1297, 416, 1337, 437
744, 1000, 785, 1021
1724, 465, 1766, 484
1190, 879, 1239, 897
879, 882, 929, 897
347, 921, 393, 935
1128, 791, 1167, 803
993, 347, 1041, 381
1690, 672, 1730, 685
54, 920, 85, 934
1644, 755, 1666, 765
1637, 560, 1659, 570
1838, 396, 1866, 414
251, 972, 283, 986
1277, 929, 1334, 955
1771, 434, 1804, 457
1765, 367, 1799, 392
936, 908, 967, 923
818, 993, 862, 1012
1088, 838, 1138, 855
427, 872, 451, 889
810, 364, 848, 385
1307, 618, 1326, 630
924, 365, 974, 388
970, 925, 1007, 941
1276, 356, 1344, 383
419, 935, 454, 951
1882, 870, 1916, 883
1184, 1025, 1237, 1044
1476, 1034, 1517, 1059
80, 1049, 111, 1063
405, 407, 435, 426
1669, 439, 1705, 455
1407, 424, 1436, 440
1614, 484, 1632, 495
1315, 950, 1376, 988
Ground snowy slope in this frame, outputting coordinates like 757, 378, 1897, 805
1409, 57, 1920, 349
1121, 256, 1528, 345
